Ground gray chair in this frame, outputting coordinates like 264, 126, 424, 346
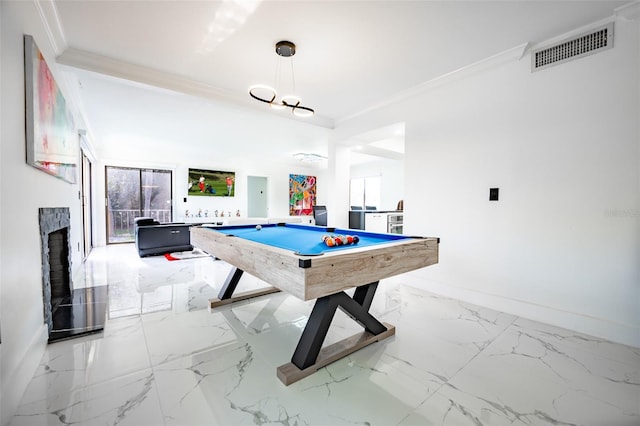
313, 206, 327, 227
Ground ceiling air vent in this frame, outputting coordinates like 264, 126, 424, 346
532, 23, 614, 72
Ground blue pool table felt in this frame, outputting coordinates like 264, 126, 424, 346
213, 223, 407, 256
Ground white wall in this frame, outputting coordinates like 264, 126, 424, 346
1, 2, 86, 424
92, 155, 327, 247
86, 76, 330, 246
335, 15, 640, 347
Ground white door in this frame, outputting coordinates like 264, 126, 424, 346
247, 176, 268, 217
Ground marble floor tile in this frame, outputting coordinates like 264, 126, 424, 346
19, 315, 150, 407
401, 318, 640, 426
375, 284, 518, 380
10, 243, 640, 426
141, 307, 240, 366
10, 369, 164, 426
153, 335, 441, 426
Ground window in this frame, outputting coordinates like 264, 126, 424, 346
350, 175, 381, 211
105, 166, 172, 243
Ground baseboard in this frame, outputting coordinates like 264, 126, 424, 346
404, 274, 640, 348
1, 324, 48, 426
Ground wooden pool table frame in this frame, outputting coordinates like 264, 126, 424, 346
191, 224, 439, 385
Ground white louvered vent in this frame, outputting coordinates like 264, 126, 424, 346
532, 23, 614, 72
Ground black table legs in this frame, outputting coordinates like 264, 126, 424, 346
218, 267, 244, 299
209, 266, 280, 309
210, 269, 395, 384
291, 281, 387, 370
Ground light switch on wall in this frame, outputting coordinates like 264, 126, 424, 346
490, 188, 499, 201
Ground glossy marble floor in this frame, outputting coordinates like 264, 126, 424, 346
9, 244, 640, 426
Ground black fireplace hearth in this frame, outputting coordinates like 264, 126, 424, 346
39, 207, 107, 342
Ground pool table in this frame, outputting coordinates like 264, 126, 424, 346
191, 223, 439, 385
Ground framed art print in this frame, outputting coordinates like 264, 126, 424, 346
188, 168, 235, 197
24, 34, 78, 184
289, 174, 316, 216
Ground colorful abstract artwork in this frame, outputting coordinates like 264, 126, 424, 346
289, 174, 316, 216
24, 35, 78, 183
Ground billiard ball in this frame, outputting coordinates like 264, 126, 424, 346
325, 237, 335, 247
352, 235, 360, 244
256, 225, 262, 230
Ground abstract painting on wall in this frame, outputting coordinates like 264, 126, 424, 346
24, 34, 78, 184
289, 174, 316, 216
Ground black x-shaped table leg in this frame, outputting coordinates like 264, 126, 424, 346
215, 267, 387, 372
291, 281, 386, 370
218, 267, 244, 300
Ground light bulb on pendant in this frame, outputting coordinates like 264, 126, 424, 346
248, 41, 314, 117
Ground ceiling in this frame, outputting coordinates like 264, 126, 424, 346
50, 0, 627, 167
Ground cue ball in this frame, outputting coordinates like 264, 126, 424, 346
256, 225, 262, 230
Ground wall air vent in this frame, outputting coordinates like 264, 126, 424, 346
532, 23, 614, 72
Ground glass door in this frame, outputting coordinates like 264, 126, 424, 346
141, 169, 172, 222
105, 166, 172, 244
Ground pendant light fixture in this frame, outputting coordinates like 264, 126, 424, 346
249, 41, 314, 118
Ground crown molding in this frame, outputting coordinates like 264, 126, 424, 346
57, 48, 236, 100
338, 2, 634, 128
34, 0, 67, 55
336, 42, 529, 126
528, 15, 616, 53
34, 0, 99, 156
615, 1, 640, 21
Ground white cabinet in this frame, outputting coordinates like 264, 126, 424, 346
365, 212, 404, 233
365, 213, 388, 233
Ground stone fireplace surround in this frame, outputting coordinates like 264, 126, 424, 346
39, 207, 72, 333
39, 207, 107, 342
